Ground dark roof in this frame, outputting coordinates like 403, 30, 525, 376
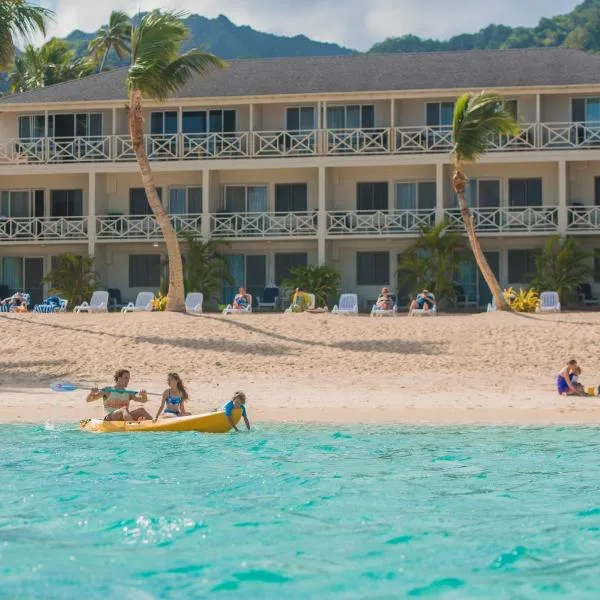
1, 48, 599, 105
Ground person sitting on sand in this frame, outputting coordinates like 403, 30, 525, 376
154, 372, 190, 421
224, 391, 250, 432
87, 368, 152, 421
291, 288, 312, 312
232, 287, 251, 310
409, 289, 435, 313
570, 366, 585, 395
376, 287, 393, 310
556, 359, 583, 396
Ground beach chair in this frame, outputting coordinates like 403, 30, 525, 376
222, 294, 253, 315
33, 296, 67, 313
107, 288, 124, 312
536, 291, 561, 313
185, 292, 204, 314
257, 285, 279, 311
74, 291, 109, 313
486, 297, 497, 312
409, 293, 437, 316
332, 293, 359, 315
285, 292, 316, 313
121, 292, 155, 313
370, 294, 397, 317
577, 283, 600, 306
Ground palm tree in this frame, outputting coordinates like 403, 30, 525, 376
282, 265, 342, 308
451, 91, 519, 311
0, 0, 53, 71
43, 253, 100, 308
88, 10, 131, 73
127, 10, 224, 311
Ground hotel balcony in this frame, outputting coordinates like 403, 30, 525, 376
0, 216, 88, 242
210, 212, 317, 238
1, 122, 599, 165
445, 207, 559, 234
325, 209, 436, 236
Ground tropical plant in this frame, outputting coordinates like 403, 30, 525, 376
126, 10, 224, 311
530, 235, 593, 306
151, 292, 168, 311
281, 264, 341, 308
503, 287, 539, 313
397, 220, 467, 308
42, 254, 99, 308
0, 0, 53, 71
88, 10, 131, 72
182, 235, 232, 307
451, 91, 519, 311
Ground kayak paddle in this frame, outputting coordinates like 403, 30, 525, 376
51, 381, 162, 397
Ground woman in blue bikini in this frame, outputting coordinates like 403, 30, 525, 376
154, 373, 190, 421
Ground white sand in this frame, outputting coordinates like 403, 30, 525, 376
1, 310, 599, 425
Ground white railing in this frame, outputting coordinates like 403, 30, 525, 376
326, 128, 390, 154
47, 136, 111, 163
253, 130, 317, 156
96, 214, 202, 240
326, 209, 436, 235
567, 206, 600, 231
181, 132, 249, 159
446, 207, 558, 233
211, 212, 317, 238
394, 126, 453, 153
540, 122, 600, 149
0, 216, 87, 241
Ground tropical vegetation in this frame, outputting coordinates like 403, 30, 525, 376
88, 10, 131, 72
397, 220, 467, 309
282, 265, 341, 308
42, 253, 99, 308
451, 92, 519, 311
125, 10, 224, 311
530, 235, 593, 306
503, 287, 539, 313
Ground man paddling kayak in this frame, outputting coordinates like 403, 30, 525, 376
86, 368, 152, 421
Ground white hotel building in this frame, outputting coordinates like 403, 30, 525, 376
1, 48, 600, 308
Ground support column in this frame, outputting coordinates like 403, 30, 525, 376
201, 168, 211, 240
318, 166, 326, 265
535, 94, 541, 148
389, 98, 395, 153
558, 159, 567, 236
177, 106, 183, 158
44, 109, 48, 162
249, 103, 254, 156
111, 107, 116, 161
88, 172, 96, 257
435, 162, 445, 224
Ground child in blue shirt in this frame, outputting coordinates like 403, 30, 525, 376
224, 391, 250, 432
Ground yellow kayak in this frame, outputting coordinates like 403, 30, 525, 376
79, 409, 241, 433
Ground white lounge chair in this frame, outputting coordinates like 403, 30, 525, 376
409, 293, 437, 316
257, 285, 279, 311
121, 292, 154, 313
185, 292, 204, 314
332, 293, 359, 315
370, 294, 397, 317
74, 291, 109, 313
33, 298, 68, 313
486, 297, 497, 312
285, 292, 316, 313
222, 294, 253, 315
537, 291, 561, 313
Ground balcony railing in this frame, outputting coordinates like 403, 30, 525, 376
567, 206, 600, 231
326, 209, 436, 235
1, 122, 599, 165
0, 216, 87, 241
96, 214, 202, 240
445, 207, 559, 233
211, 212, 317, 238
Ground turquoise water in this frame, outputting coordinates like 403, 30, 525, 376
2, 426, 600, 599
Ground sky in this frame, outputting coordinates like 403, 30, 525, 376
37, 0, 582, 51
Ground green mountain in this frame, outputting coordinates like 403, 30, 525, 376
65, 13, 356, 63
369, 0, 600, 53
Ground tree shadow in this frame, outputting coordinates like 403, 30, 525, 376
510, 311, 600, 328
136, 336, 295, 356
326, 339, 441, 355
0, 359, 68, 380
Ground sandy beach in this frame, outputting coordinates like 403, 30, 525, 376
1, 310, 600, 425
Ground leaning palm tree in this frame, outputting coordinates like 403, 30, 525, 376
88, 10, 131, 73
0, 0, 53, 71
451, 92, 519, 311
127, 10, 224, 311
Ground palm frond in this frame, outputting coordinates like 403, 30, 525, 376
452, 91, 519, 164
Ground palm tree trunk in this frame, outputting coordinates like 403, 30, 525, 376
453, 167, 508, 311
99, 47, 109, 73
128, 89, 185, 312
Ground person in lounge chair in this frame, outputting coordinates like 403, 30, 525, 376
232, 287, 251, 310
1, 291, 24, 308
376, 287, 393, 311
410, 289, 435, 313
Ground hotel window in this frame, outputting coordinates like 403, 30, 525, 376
595, 250, 600, 283
357, 251, 389, 286
152, 110, 238, 134
275, 253, 308, 285
357, 182, 388, 211
150, 111, 178, 135
275, 184, 307, 212
129, 254, 161, 287
426, 102, 455, 127
50, 113, 102, 137
50, 190, 83, 217
130, 187, 163, 215
285, 107, 315, 131
0, 190, 44, 217
508, 178, 542, 207
327, 105, 375, 129
571, 98, 600, 123
18, 115, 44, 139
504, 100, 518, 120
508, 249, 539, 284
168, 187, 202, 214
396, 181, 436, 210
224, 185, 267, 213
